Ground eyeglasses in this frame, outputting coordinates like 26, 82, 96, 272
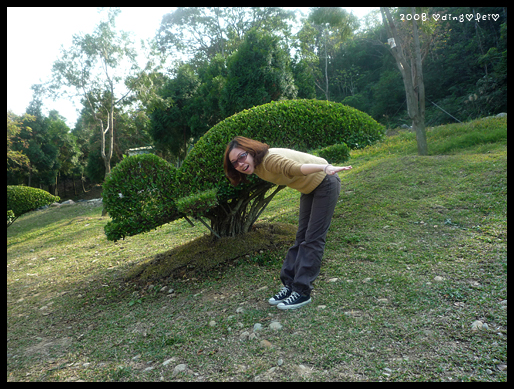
231, 152, 248, 168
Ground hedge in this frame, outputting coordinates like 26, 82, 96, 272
7, 186, 60, 227
102, 153, 180, 242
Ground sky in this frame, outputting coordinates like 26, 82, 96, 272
7, 7, 378, 127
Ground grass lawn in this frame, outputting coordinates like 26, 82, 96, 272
7, 117, 507, 381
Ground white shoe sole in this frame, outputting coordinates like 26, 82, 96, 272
277, 298, 312, 310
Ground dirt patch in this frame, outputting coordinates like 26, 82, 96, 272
24, 337, 73, 356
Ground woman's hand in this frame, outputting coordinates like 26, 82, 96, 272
324, 164, 352, 175
301, 163, 352, 175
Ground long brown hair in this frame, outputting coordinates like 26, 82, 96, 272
223, 136, 269, 186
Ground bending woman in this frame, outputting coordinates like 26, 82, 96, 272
223, 136, 351, 310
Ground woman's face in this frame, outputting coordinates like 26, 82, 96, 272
228, 147, 255, 175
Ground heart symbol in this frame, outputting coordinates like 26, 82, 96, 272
492, 14, 499, 21
432, 14, 440, 21
466, 14, 473, 21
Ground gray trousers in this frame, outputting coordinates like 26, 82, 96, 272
281, 174, 341, 296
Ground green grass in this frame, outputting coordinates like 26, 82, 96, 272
7, 117, 507, 381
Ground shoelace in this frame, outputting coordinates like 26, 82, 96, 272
275, 286, 290, 300
282, 291, 301, 305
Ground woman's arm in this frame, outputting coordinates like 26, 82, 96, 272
300, 164, 352, 175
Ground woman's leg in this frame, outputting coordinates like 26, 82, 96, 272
290, 175, 341, 296
280, 191, 314, 289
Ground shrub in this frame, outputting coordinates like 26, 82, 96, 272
104, 99, 384, 241
7, 210, 15, 227
7, 186, 59, 227
312, 143, 351, 163
102, 154, 180, 242
177, 99, 384, 197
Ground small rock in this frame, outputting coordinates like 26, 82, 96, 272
277, 358, 284, 366
173, 364, 187, 375
317, 305, 327, 310
60, 200, 75, 206
497, 364, 507, 371
248, 333, 258, 340
260, 339, 273, 348
328, 278, 339, 283
253, 323, 263, 331
471, 320, 489, 331
434, 276, 445, 282
362, 277, 372, 283
377, 298, 389, 303
240, 331, 250, 340
209, 320, 216, 327
236, 307, 245, 314
144, 366, 154, 372
269, 321, 283, 330
295, 364, 311, 376
132, 354, 141, 361
168, 288, 175, 294
162, 358, 176, 366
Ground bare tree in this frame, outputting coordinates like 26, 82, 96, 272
381, 7, 429, 155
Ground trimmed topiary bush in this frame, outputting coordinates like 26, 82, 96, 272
312, 143, 351, 163
103, 99, 384, 241
7, 186, 60, 227
102, 154, 180, 242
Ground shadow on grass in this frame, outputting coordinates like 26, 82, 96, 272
124, 222, 297, 283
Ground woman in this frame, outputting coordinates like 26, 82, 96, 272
224, 136, 351, 310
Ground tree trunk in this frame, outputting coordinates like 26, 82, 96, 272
206, 183, 285, 239
410, 7, 428, 155
381, 7, 428, 155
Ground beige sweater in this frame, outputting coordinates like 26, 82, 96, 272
254, 148, 328, 194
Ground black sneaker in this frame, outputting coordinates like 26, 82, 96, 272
277, 291, 312, 310
268, 286, 292, 306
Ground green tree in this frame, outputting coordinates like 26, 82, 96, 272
148, 54, 227, 164
305, 7, 359, 100
157, 7, 296, 64
149, 63, 201, 165
50, 7, 139, 179
7, 111, 33, 178
47, 110, 81, 196
220, 28, 297, 117
19, 87, 60, 190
